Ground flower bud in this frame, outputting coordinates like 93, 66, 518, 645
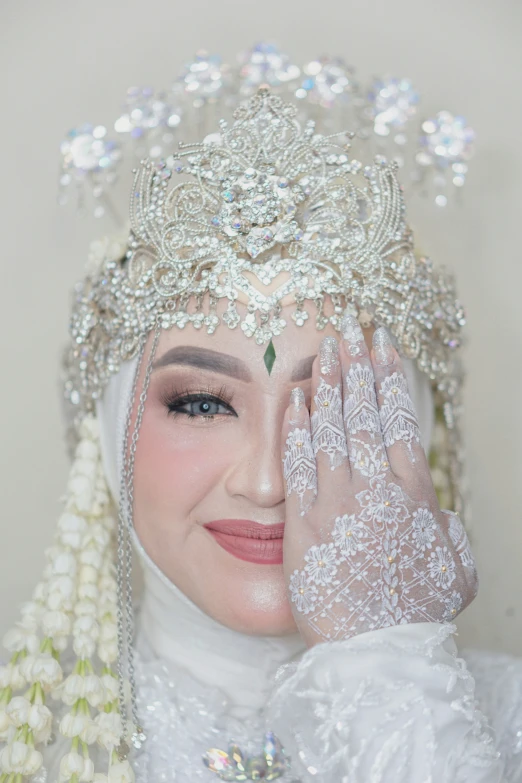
5, 696, 30, 727
28, 703, 53, 743
60, 712, 87, 738
99, 640, 118, 665
107, 759, 135, 783
75, 600, 98, 618
95, 712, 122, 750
101, 674, 118, 702
59, 750, 94, 782
99, 622, 117, 643
60, 673, 85, 706
42, 611, 71, 638
3, 626, 40, 654
0, 740, 42, 775
78, 416, 99, 442
24, 747, 43, 775
68, 476, 94, 512
73, 635, 96, 658
31, 655, 63, 690
79, 565, 98, 585
77, 440, 99, 460
83, 674, 106, 708
19, 602, 43, 632
0, 663, 25, 691
51, 551, 77, 577
79, 583, 99, 602
80, 717, 99, 745
58, 513, 87, 549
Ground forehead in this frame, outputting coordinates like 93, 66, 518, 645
153, 300, 339, 381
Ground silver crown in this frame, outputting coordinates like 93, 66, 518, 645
58, 44, 475, 217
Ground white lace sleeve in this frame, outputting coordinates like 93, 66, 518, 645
266, 622, 506, 782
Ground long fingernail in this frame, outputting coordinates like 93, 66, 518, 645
373, 327, 395, 366
341, 313, 367, 357
290, 387, 305, 412
319, 336, 339, 374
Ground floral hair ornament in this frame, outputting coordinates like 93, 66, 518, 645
1, 44, 473, 783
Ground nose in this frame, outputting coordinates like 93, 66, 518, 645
224, 418, 286, 510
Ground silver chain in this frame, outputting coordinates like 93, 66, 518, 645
116, 324, 160, 757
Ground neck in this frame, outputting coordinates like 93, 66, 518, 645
133, 531, 305, 718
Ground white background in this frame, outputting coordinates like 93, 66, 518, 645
1, 0, 521, 654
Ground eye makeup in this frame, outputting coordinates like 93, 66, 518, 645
159, 383, 237, 421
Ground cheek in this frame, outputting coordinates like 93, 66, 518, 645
133, 407, 232, 519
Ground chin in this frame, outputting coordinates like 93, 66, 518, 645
200, 564, 298, 636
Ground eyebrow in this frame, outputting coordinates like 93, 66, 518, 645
153, 346, 253, 381
152, 345, 316, 383
290, 355, 316, 382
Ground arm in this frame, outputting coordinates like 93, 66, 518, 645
267, 622, 505, 782
278, 320, 504, 780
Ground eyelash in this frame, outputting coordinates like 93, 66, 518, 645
160, 385, 237, 421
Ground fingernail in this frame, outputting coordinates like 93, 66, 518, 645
319, 336, 339, 374
341, 313, 366, 357
290, 387, 305, 411
373, 327, 395, 366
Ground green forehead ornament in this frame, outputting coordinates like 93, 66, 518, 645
264, 339, 277, 375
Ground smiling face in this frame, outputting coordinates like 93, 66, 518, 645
130, 304, 374, 636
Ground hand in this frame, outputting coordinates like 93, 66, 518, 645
281, 317, 478, 647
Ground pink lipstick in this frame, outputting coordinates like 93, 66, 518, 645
203, 519, 285, 565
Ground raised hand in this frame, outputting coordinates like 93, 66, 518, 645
281, 317, 478, 647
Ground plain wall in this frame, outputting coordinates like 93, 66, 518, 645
1, 0, 521, 654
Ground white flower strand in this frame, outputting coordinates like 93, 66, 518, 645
0, 416, 125, 783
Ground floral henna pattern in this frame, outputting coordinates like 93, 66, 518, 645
288, 357, 476, 642
311, 378, 347, 470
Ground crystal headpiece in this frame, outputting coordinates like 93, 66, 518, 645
62, 46, 471, 518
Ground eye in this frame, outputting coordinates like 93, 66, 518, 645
163, 391, 236, 420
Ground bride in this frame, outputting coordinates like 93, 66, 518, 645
1, 46, 521, 782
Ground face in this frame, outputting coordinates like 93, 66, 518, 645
131, 302, 374, 636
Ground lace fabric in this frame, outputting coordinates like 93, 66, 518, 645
129, 626, 519, 782
32, 622, 522, 782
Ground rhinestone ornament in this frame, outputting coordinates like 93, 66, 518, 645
203, 732, 288, 780
239, 42, 300, 91
368, 77, 419, 135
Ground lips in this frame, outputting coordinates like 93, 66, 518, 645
203, 519, 285, 565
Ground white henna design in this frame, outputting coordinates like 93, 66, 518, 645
289, 491, 471, 641
379, 372, 420, 460
446, 511, 477, 570
311, 378, 347, 470
283, 427, 317, 515
343, 363, 380, 437
349, 438, 389, 479
355, 479, 410, 533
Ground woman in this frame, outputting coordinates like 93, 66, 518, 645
1, 49, 521, 782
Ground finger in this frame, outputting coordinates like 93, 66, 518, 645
371, 327, 428, 477
282, 388, 317, 518
310, 337, 351, 495
340, 314, 391, 481
440, 510, 479, 606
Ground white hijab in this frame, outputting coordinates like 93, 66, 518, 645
96, 349, 434, 717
